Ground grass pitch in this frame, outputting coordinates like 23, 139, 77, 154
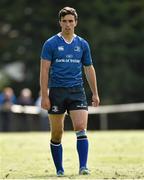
0, 131, 144, 179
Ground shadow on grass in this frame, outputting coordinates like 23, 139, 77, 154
29, 174, 80, 179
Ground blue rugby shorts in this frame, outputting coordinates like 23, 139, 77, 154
48, 86, 88, 114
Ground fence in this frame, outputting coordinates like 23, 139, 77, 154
0, 102, 144, 131
88, 103, 144, 129
10, 102, 144, 130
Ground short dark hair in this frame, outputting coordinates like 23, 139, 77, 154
58, 7, 78, 21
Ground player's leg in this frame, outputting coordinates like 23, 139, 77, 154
70, 109, 90, 175
49, 114, 65, 176
48, 87, 66, 176
70, 109, 88, 131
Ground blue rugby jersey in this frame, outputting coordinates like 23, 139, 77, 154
41, 33, 93, 87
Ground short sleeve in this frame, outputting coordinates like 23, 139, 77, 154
40, 40, 53, 61
81, 40, 93, 66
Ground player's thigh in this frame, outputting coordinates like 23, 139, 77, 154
70, 110, 88, 131
49, 114, 65, 132
48, 87, 66, 114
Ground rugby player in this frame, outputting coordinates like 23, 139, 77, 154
40, 6, 100, 176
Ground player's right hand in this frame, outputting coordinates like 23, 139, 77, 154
41, 97, 51, 110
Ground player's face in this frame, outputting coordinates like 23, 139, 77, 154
59, 15, 77, 35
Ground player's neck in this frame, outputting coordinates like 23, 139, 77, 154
61, 32, 75, 43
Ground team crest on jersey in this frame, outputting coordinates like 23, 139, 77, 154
74, 46, 81, 52
58, 46, 64, 51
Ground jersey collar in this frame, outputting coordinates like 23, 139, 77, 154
57, 32, 76, 44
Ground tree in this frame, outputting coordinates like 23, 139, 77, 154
0, 0, 144, 104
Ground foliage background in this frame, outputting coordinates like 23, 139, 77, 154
0, 0, 144, 104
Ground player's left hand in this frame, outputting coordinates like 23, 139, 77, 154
92, 94, 100, 107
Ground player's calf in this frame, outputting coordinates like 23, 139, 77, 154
76, 129, 89, 174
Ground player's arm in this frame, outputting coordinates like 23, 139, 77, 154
84, 65, 100, 107
40, 59, 51, 110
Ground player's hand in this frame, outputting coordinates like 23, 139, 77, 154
41, 96, 51, 110
92, 94, 100, 107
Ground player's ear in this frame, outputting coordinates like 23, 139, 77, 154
59, 20, 62, 27
75, 20, 78, 27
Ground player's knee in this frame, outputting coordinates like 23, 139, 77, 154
76, 129, 87, 139
74, 124, 86, 131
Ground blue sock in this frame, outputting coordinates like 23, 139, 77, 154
50, 140, 64, 173
76, 130, 89, 169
